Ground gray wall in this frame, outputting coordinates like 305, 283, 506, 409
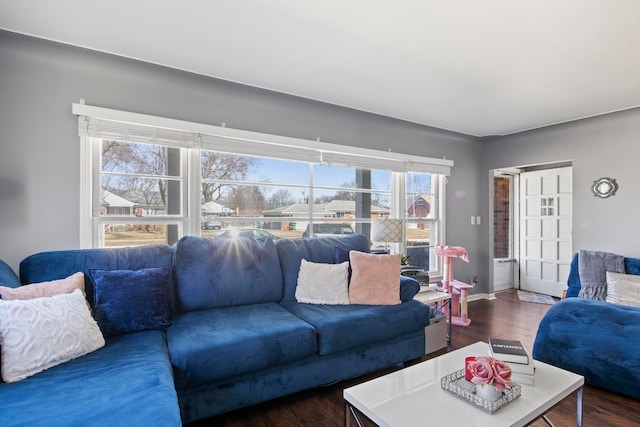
482, 108, 640, 291
0, 30, 483, 288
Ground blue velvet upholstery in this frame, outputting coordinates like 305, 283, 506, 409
173, 236, 283, 312
566, 252, 581, 298
533, 298, 640, 399
400, 275, 420, 301
276, 234, 370, 302
19, 245, 175, 312
10, 235, 429, 424
168, 302, 317, 388
90, 266, 172, 337
0, 259, 20, 289
0, 330, 180, 426
280, 300, 429, 355
335, 245, 353, 279
625, 257, 640, 275
176, 330, 425, 421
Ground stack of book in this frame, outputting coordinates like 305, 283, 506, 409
489, 337, 536, 385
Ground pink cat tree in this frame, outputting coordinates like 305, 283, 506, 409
435, 245, 473, 327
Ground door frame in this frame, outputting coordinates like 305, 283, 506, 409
488, 161, 572, 296
490, 169, 520, 293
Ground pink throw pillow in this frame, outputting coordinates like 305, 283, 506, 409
0, 272, 85, 300
348, 251, 401, 305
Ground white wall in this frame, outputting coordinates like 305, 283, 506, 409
0, 31, 483, 289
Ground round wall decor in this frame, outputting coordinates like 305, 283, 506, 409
591, 177, 618, 198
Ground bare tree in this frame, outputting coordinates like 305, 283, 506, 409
201, 152, 259, 202
314, 181, 356, 203
407, 173, 432, 194
101, 144, 261, 215
223, 186, 267, 214
101, 141, 169, 211
267, 189, 295, 209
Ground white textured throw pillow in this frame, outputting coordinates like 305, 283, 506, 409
606, 271, 640, 308
296, 259, 350, 305
0, 289, 105, 383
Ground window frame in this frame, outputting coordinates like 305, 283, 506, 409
76, 103, 451, 276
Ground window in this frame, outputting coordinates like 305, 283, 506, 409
76, 103, 452, 275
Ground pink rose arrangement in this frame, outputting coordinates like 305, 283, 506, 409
466, 356, 514, 392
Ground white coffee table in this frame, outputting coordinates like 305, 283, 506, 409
344, 341, 584, 427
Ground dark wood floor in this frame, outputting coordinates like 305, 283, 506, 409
190, 290, 640, 426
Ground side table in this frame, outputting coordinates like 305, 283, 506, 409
413, 289, 452, 345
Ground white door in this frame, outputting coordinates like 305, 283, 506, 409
519, 167, 572, 297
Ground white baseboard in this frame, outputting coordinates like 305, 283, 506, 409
467, 293, 496, 301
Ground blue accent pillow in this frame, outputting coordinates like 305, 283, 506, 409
90, 266, 171, 337
335, 246, 353, 278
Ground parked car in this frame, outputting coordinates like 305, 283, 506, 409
218, 228, 277, 240
302, 223, 355, 238
201, 220, 222, 230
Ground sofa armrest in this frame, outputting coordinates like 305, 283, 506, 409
400, 275, 420, 302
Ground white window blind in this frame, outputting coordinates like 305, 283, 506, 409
74, 103, 453, 175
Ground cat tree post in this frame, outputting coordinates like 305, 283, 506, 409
435, 245, 473, 327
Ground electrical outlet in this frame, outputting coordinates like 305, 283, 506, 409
476, 216, 481, 225
470, 216, 475, 225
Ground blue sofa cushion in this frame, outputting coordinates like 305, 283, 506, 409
625, 257, 640, 275
280, 300, 430, 355
335, 246, 353, 279
19, 245, 176, 312
532, 298, 640, 400
168, 302, 317, 389
0, 260, 20, 289
90, 266, 172, 337
566, 253, 640, 298
173, 236, 283, 312
0, 330, 180, 426
276, 234, 370, 302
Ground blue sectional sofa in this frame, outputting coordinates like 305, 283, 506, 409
533, 253, 640, 400
0, 234, 429, 425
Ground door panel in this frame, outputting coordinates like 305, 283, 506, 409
519, 167, 572, 297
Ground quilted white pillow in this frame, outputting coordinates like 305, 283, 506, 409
606, 271, 640, 308
0, 289, 105, 383
295, 259, 350, 305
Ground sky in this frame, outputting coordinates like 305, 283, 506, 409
249, 158, 392, 190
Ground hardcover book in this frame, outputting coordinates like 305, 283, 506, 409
489, 338, 529, 364
511, 372, 535, 386
508, 359, 536, 375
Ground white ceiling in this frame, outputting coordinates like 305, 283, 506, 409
2, 0, 640, 137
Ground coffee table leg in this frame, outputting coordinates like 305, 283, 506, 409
345, 403, 350, 427
447, 298, 452, 343
345, 403, 365, 427
577, 386, 583, 427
